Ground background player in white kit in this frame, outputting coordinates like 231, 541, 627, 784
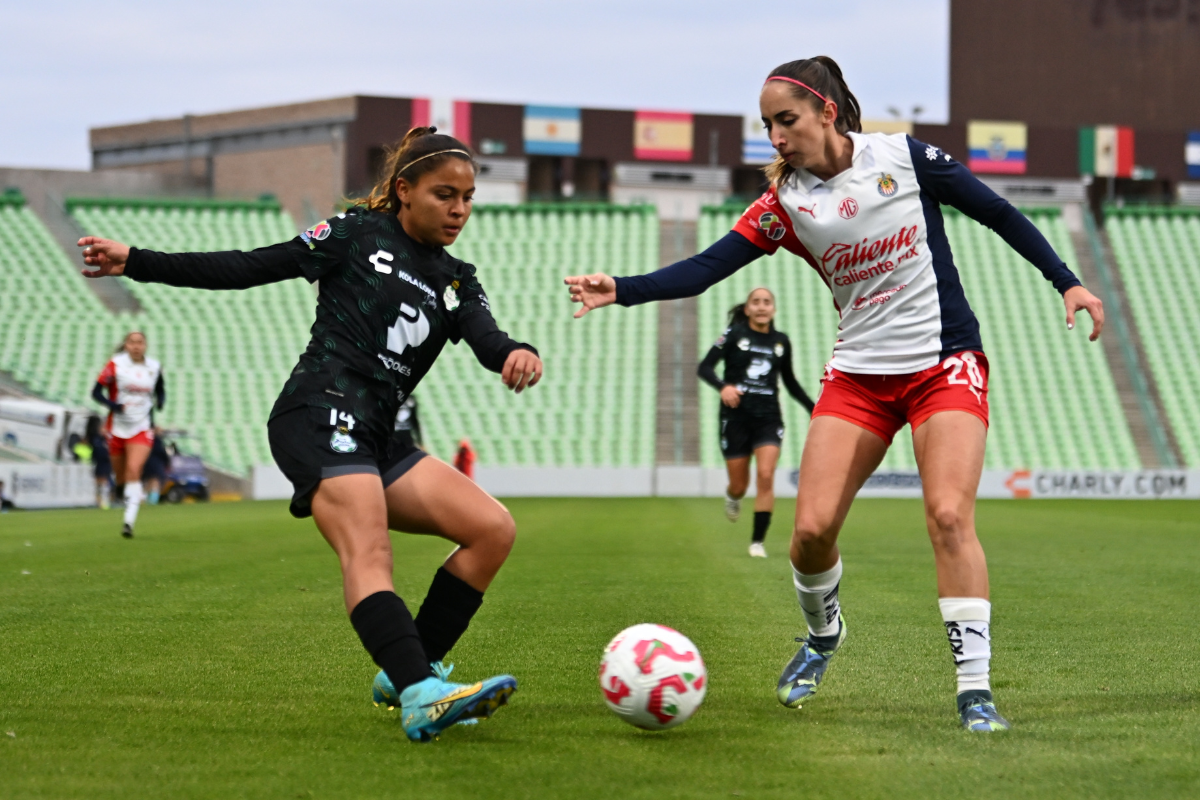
93, 331, 165, 538
567, 56, 1106, 731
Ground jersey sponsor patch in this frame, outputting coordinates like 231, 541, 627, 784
386, 303, 431, 355
838, 197, 859, 219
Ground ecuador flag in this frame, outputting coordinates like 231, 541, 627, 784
967, 121, 1027, 174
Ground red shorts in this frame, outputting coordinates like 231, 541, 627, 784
812, 351, 989, 444
108, 429, 155, 457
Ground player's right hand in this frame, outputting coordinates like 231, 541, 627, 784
78, 237, 130, 278
564, 273, 617, 318
720, 385, 743, 408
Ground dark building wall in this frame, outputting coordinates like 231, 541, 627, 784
913, 122, 966, 159
691, 114, 743, 166
580, 108, 636, 162
471, 103, 525, 157
345, 96, 411, 195
950, 0, 1200, 130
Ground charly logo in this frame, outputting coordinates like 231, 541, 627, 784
876, 173, 898, 197
838, 197, 859, 219
737, 338, 750, 351
757, 212, 787, 241
386, 302, 430, 355
330, 427, 357, 453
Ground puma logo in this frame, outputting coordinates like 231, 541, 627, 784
796, 204, 816, 218
965, 627, 988, 639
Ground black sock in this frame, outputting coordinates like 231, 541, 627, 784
414, 567, 484, 664
349, 591, 432, 693
752, 511, 772, 543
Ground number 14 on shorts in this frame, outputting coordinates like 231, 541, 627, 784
329, 409, 356, 429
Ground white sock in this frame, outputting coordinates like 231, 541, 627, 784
123, 482, 144, 527
939, 597, 991, 695
792, 559, 842, 638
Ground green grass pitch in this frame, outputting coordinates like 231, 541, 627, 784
2, 497, 1198, 799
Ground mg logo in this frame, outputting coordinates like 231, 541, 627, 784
838, 197, 859, 219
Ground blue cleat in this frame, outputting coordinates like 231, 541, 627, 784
776, 615, 846, 709
373, 663, 479, 726
958, 690, 1011, 731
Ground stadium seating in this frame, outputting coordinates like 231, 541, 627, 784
696, 205, 1138, 471
49, 198, 658, 471
66, 197, 309, 474
438, 204, 659, 467
0, 191, 135, 431
1105, 207, 1200, 466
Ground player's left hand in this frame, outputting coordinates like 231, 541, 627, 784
502, 348, 543, 393
1064, 285, 1104, 341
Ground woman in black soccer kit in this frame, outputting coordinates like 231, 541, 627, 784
78, 127, 543, 742
698, 287, 814, 557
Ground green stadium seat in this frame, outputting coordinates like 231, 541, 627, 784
1107, 208, 1200, 466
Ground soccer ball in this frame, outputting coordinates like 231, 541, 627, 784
599, 623, 707, 730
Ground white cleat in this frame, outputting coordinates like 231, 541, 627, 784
725, 494, 741, 522
749, 542, 767, 558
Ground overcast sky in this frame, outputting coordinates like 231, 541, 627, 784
1, 0, 948, 170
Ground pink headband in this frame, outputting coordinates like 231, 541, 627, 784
765, 75, 831, 105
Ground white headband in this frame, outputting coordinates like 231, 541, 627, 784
398, 149, 471, 175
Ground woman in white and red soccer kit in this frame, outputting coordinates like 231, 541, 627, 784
566, 56, 1105, 731
93, 331, 165, 538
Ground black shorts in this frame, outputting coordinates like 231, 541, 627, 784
267, 406, 426, 518
719, 411, 784, 460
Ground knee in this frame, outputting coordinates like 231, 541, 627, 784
793, 512, 838, 547
344, 535, 393, 574
926, 503, 970, 551
756, 467, 774, 491
484, 508, 517, 557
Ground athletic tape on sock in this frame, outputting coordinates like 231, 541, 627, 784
793, 559, 842, 638
939, 597, 992, 694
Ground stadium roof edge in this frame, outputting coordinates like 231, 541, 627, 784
64, 195, 283, 212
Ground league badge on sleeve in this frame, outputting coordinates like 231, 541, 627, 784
301, 221, 332, 250
757, 212, 787, 241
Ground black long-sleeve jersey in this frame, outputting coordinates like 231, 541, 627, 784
122, 208, 536, 443
698, 322, 815, 416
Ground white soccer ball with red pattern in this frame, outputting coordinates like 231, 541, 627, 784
598, 623, 707, 730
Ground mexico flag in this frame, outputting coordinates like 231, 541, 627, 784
634, 111, 693, 161
1079, 125, 1134, 178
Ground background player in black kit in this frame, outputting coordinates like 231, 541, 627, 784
698, 287, 814, 557
77, 126, 543, 743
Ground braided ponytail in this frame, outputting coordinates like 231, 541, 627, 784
762, 56, 862, 186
